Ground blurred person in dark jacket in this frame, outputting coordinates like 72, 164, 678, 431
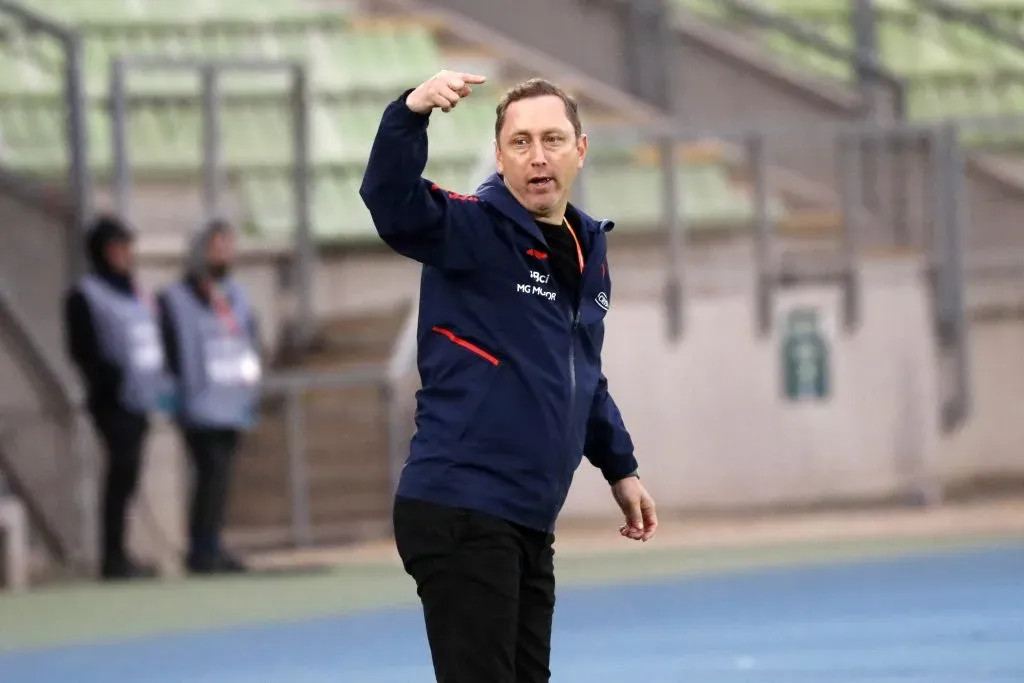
157, 220, 260, 575
64, 215, 167, 581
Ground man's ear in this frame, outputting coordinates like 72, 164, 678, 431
577, 132, 588, 169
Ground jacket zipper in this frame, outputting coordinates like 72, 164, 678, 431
565, 304, 580, 470
563, 219, 585, 463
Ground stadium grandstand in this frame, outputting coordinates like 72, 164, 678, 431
2, 1, 1024, 679
688, 0, 1024, 135
2, 0, 804, 568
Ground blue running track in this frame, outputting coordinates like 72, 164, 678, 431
2, 542, 1022, 682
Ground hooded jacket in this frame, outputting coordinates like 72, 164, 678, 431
360, 92, 638, 533
64, 215, 142, 415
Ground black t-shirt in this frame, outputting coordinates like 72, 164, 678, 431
536, 218, 584, 309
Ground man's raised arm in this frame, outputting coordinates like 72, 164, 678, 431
359, 70, 490, 270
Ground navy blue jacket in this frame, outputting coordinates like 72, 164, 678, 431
360, 93, 638, 532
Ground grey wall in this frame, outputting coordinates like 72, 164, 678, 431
204, 244, 1023, 518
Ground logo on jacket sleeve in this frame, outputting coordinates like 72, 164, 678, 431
596, 292, 610, 311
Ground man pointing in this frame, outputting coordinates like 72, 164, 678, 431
360, 71, 657, 683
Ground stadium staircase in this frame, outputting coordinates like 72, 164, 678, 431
0, 157, 87, 578
225, 306, 407, 548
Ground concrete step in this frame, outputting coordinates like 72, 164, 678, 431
224, 517, 393, 551
225, 307, 406, 549
228, 486, 393, 531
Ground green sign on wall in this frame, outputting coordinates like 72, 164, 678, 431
781, 307, 830, 401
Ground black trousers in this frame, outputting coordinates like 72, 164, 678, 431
182, 428, 239, 567
393, 497, 556, 683
91, 406, 149, 570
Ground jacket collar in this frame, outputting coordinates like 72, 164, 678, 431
474, 173, 614, 246
90, 267, 135, 296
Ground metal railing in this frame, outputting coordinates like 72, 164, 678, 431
894, 0, 1024, 126
0, 0, 92, 279
614, 0, 675, 111
107, 55, 316, 350
0, 1, 94, 574
0, 278, 87, 571
911, 0, 1024, 54
666, 0, 914, 245
223, 356, 418, 548
245, 304, 419, 547
254, 366, 390, 547
671, 0, 907, 121
102, 54, 410, 549
575, 118, 969, 439
578, 0, 907, 117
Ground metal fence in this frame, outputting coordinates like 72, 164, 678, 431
679, 0, 907, 121
221, 329, 419, 548
106, 55, 317, 349
96, 53, 426, 550
0, 0, 91, 279
571, 118, 970, 436
0, 0, 94, 574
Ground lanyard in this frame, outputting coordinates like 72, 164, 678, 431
562, 217, 585, 273
205, 283, 241, 335
134, 283, 156, 312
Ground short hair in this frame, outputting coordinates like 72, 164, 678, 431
494, 78, 582, 141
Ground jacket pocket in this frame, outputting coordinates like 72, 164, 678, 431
432, 327, 500, 366
417, 327, 501, 445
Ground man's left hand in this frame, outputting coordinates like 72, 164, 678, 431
611, 476, 657, 542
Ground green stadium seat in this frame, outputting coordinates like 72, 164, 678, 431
0, 105, 62, 172
238, 161, 476, 244
0, 50, 59, 97
0, 101, 201, 174
423, 99, 493, 160
761, 0, 851, 11
0, 1, 774, 244
236, 158, 768, 243
63, 22, 433, 99
582, 162, 774, 234
585, 138, 644, 165
18, 0, 340, 23
675, 0, 1024, 134
315, 25, 441, 95
674, 0, 726, 20
762, 23, 854, 82
18, 0, 131, 22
